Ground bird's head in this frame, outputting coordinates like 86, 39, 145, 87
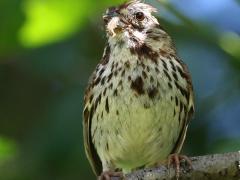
103, 1, 169, 49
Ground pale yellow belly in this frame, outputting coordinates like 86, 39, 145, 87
92, 90, 182, 172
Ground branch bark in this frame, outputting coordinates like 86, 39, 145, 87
111, 151, 240, 180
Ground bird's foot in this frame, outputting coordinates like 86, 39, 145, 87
98, 171, 124, 180
168, 154, 192, 179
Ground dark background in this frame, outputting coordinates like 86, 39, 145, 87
0, 0, 240, 179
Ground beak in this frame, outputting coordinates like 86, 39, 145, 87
106, 16, 123, 37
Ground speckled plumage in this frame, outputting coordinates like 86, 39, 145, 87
83, 0, 194, 177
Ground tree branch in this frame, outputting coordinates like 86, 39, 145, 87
111, 151, 240, 180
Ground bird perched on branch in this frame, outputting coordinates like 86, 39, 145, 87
83, 0, 194, 179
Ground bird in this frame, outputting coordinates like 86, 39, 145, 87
83, 0, 194, 179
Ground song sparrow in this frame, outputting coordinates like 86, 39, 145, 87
83, 1, 194, 179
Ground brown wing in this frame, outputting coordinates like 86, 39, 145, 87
83, 72, 102, 176
171, 97, 194, 154
171, 59, 195, 154
83, 45, 111, 175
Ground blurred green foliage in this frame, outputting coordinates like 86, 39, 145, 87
19, 0, 125, 47
220, 32, 240, 59
0, 0, 24, 56
211, 138, 240, 153
0, 137, 17, 163
0, 0, 240, 179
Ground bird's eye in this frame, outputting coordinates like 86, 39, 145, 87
135, 12, 145, 21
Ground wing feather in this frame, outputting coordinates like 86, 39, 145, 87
171, 58, 195, 154
83, 73, 102, 176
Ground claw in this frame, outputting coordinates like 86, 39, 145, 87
168, 154, 192, 179
98, 171, 123, 180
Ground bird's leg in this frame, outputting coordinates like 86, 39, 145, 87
168, 154, 192, 179
98, 171, 124, 180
